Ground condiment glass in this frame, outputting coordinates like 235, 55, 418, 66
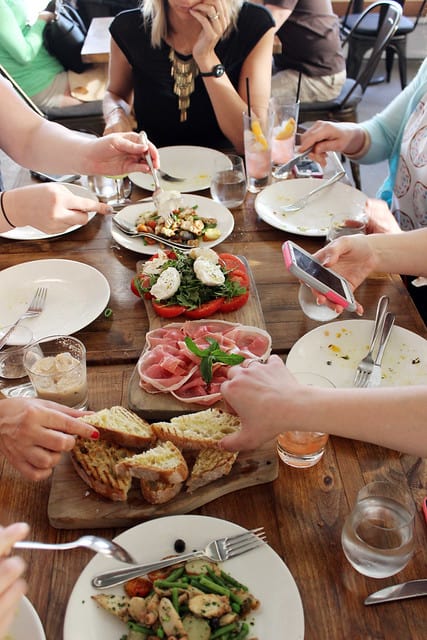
0, 325, 34, 379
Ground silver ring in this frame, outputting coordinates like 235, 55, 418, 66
209, 12, 220, 20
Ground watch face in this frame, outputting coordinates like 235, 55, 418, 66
214, 64, 225, 77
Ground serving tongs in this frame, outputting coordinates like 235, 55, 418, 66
111, 216, 189, 250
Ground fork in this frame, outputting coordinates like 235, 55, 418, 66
280, 170, 346, 213
0, 287, 47, 350
353, 295, 389, 388
111, 216, 189, 250
139, 132, 176, 225
91, 527, 267, 589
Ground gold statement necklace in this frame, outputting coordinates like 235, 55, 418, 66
169, 48, 198, 122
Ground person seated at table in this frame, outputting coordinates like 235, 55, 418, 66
265, 0, 346, 102
220, 228, 427, 459
102, 0, 275, 152
299, 57, 427, 318
0, 73, 159, 234
0, 522, 29, 639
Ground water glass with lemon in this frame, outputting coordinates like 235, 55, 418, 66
270, 97, 299, 179
243, 111, 273, 193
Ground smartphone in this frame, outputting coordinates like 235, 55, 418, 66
292, 158, 323, 179
30, 170, 80, 183
282, 240, 357, 311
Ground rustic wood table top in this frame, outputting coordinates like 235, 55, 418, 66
0, 169, 426, 639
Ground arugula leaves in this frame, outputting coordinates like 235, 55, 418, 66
185, 336, 245, 384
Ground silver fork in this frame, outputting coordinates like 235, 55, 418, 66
111, 216, 189, 250
280, 170, 346, 213
0, 287, 47, 350
353, 295, 389, 388
91, 527, 267, 589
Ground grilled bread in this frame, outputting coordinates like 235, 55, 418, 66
140, 478, 184, 504
186, 448, 238, 492
71, 437, 134, 502
80, 406, 154, 448
151, 409, 241, 450
116, 441, 189, 484
91, 594, 130, 621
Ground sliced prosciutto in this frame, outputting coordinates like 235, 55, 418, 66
137, 320, 271, 405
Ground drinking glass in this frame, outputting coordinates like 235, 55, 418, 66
88, 175, 131, 205
243, 112, 273, 193
0, 325, 33, 379
24, 335, 88, 409
326, 209, 368, 242
341, 481, 415, 578
270, 97, 299, 179
277, 371, 335, 468
210, 155, 247, 208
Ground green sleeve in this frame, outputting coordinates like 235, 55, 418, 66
0, 3, 46, 64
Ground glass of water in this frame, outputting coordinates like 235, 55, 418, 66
341, 481, 415, 578
210, 155, 247, 209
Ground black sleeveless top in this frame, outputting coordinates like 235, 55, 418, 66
110, 3, 274, 148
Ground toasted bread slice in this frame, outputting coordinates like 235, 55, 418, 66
71, 437, 134, 502
91, 594, 130, 621
80, 406, 154, 448
140, 478, 184, 504
116, 441, 189, 484
152, 409, 241, 450
186, 448, 238, 492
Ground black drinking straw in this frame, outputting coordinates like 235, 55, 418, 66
246, 77, 251, 117
296, 71, 302, 103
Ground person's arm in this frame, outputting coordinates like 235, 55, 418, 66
0, 523, 29, 639
102, 39, 135, 135
220, 356, 427, 457
0, 398, 100, 481
0, 2, 47, 63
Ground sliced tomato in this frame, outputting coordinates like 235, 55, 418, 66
220, 290, 250, 313
152, 301, 186, 318
219, 254, 250, 288
184, 297, 225, 319
131, 274, 152, 299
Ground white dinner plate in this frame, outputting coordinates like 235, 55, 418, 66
255, 178, 367, 237
64, 515, 304, 640
0, 183, 98, 240
129, 146, 229, 192
0, 259, 110, 340
8, 595, 46, 640
287, 319, 427, 387
111, 194, 234, 255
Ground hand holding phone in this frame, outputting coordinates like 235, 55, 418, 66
282, 240, 357, 312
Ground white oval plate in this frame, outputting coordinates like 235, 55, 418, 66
0, 183, 98, 240
255, 178, 367, 237
9, 595, 46, 640
111, 194, 234, 255
0, 259, 110, 340
129, 146, 229, 192
64, 515, 304, 640
287, 319, 427, 387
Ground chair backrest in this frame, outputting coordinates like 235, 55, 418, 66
341, 1, 402, 105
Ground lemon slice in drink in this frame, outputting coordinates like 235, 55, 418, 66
250, 120, 268, 150
275, 117, 296, 140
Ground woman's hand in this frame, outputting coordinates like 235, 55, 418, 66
0, 398, 99, 481
299, 121, 368, 165
2, 184, 113, 234
103, 110, 135, 136
364, 198, 402, 234
83, 132, 159, 176
0, 523, 29, 639
190, 0, 230, 64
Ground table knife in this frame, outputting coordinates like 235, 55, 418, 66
365, 579, 427, 605
366, 312, 395, 387
273, 145, 314, 178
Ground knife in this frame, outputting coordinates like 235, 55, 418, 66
273, 145, 315, 178
365, 579, 427, 605
366, 312, 395, 388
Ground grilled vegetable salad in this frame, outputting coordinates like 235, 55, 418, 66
92, 558, 259, 640
135, 205, 221, 247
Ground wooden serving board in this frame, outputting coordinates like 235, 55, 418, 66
128, 257, 266, 420
48, 258, 278, 529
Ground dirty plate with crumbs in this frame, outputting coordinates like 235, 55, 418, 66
286, 319, 427, 387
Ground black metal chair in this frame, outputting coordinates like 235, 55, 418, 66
298, 1, 402, 189
341, 0, 427, 89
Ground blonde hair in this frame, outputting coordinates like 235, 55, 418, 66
140, 0, 244, 48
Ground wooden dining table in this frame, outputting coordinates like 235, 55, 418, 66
0, 166, 426, 639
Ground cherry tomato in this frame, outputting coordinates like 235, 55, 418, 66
152, 301, 186, 318
184, 298, 225, 319
124, 577, 153, 598
220, 290, 250, 313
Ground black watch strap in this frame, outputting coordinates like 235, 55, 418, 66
199, 64, 225, 78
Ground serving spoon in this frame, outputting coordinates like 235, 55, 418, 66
14, 535, 136, 564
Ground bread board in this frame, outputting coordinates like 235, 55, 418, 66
128, 257, 267, 420
48, 439, 277, 529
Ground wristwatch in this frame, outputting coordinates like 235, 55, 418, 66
199, 64, 225, 78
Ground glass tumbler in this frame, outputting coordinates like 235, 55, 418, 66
243, 111, 273, 193
210, 155, 247, 209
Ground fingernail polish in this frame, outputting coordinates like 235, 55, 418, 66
91, 430, 99, 440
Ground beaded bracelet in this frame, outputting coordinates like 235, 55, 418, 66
0, 191, 15, 228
